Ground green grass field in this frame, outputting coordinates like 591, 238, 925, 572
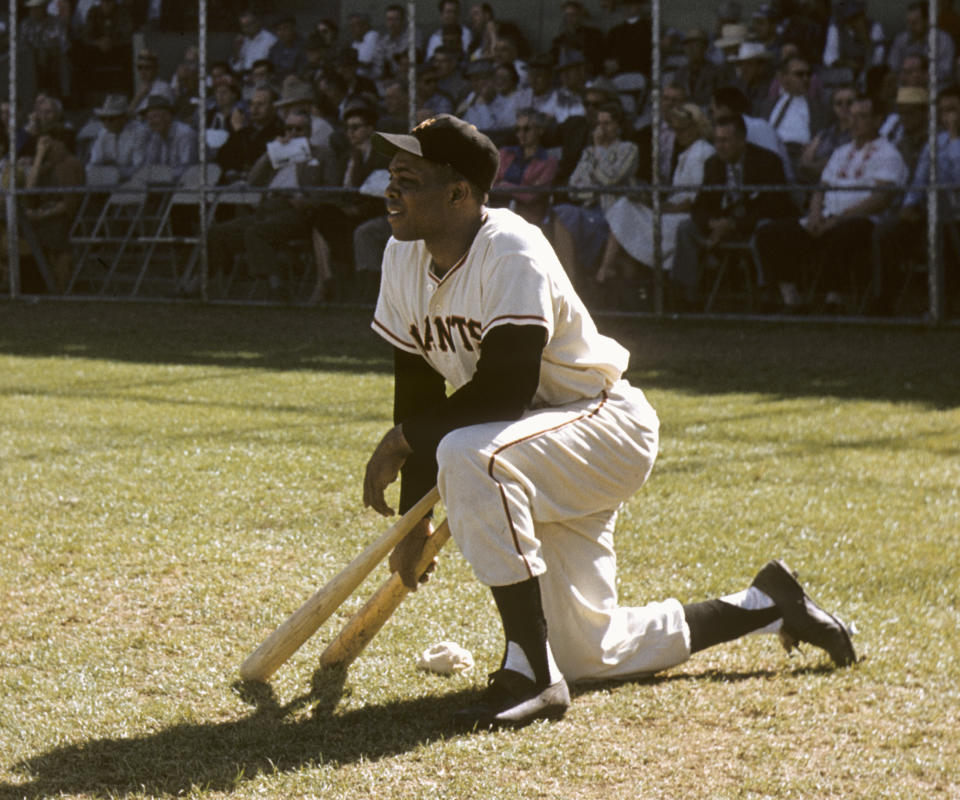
1, 302, 958, 799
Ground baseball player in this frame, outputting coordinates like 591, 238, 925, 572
363, 114, 856, 729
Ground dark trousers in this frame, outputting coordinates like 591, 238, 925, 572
755, 216, 875, 295
207, 198, 310, 279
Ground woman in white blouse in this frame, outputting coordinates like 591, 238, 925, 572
597, 103, 715, 286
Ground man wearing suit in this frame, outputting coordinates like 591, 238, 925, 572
672, 114, 796, 307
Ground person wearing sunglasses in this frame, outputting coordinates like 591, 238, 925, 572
763, 55, 827, 172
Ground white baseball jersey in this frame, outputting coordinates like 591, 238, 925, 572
370, 206, 691, 683
372, 207, 629, 408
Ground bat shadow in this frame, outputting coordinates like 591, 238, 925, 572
2, 663, 844, 798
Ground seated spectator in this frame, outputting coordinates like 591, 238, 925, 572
492, 63, 524, 131
378, 79, 411, 133
348, 12, 381, 80
762, 55, 828, 171
377, 4, 423, 79
712, 23, 750, 65
672, 113, 795, 309
749, 3, 782, 62
19, 0, 70, 99
216, 84, 284, 179
886, 87, 929, 176
129, 50, 172, 115
426, 0, 472, 61
673, 29, 725, 110
274, 79, 334, 150
822, 0, 886, 75
598, 104, 715, 296
206, 108, 338, 300
334, 48, 381, 108
231, 10, 277, 76
310, 104, 390, 296
18, 94, 75, 158
755, 95, 907, 312
711, 85, 792, 180
169, 46, 201, 121
553, 49, 588, 122
491, 28, 529, 88
432, 46, 471, 108
141, 94, 198, 180
301, 31, 333, 84
728, 41, 775, 117
416, 65, 455, 119
798, 84, 855, 183
268, 16, 307, 81
888, 2, 954, 90
86, 94, 147, 180
873, 85, 960, 315
203, 75, 243, 157
242, 59, 275, 103
604, 0, 652, 78
466, 2, 496, 60
551, 0, 605, 77
79, 0, 133, 99
550, 102, 638, 286
490, 108, 559, 225
22, 123, 84, 292
459, 59, 502, 131
516, 53, 564, 123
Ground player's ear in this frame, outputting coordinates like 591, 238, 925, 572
448, 179, 470, 207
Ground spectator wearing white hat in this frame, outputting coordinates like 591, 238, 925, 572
86, 94, 147, 179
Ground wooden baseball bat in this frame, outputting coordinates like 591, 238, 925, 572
240, 486, 440, 682
319, 519, 452, 668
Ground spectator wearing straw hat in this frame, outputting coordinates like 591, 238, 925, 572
884, 85, 928, 175
729, 41, 775, 117
274, 79, 335, 150
673, 29, 725, 110
712, 23, 750, 66
87, 94, 146, 179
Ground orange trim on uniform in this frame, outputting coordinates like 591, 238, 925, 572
372, 317, 419, 350
481, 314, 549, 335
485, 391, 610, 576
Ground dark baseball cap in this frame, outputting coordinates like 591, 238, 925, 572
372, 114, 500, 193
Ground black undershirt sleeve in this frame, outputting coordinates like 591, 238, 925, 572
394, 323, 548, 513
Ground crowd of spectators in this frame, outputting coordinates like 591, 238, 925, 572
2, 0, 959, 316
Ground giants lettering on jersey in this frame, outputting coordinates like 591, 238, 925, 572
409, 315, 483, 353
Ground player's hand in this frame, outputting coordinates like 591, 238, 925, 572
363, 425, 413, 516
389, 518, 436, 590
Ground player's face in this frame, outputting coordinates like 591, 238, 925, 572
385, 151, 455, 241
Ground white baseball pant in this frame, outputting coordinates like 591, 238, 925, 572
436, 380, 691, 682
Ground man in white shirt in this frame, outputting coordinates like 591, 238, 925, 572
377, 4, 423, 79
86, 93, 146, 180
425, 0, 472, 61
755, 94, 907, 311
231, 11, 277, 76
348, 11, 382, 80
764, 55, 826, 169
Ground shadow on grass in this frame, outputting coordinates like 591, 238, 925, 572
3, 663, 839, 799
1, 301, 958, 408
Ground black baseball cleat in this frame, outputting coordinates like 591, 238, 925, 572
453, 669, 570, 730
751, 559, 857, 667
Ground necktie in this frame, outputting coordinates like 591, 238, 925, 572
772, 95, 793, 130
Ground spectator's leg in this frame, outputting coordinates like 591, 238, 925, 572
671, 217, 705, 306
353, 215, 392, 302
550, 215, 581, 286
754, 218, 814, 309
872, 215, 921, 314
206, 214, 253, 291
819, 217, 875, 308
243, 210, 311, 291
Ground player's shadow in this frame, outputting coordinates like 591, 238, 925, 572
3, 663, 840, 798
